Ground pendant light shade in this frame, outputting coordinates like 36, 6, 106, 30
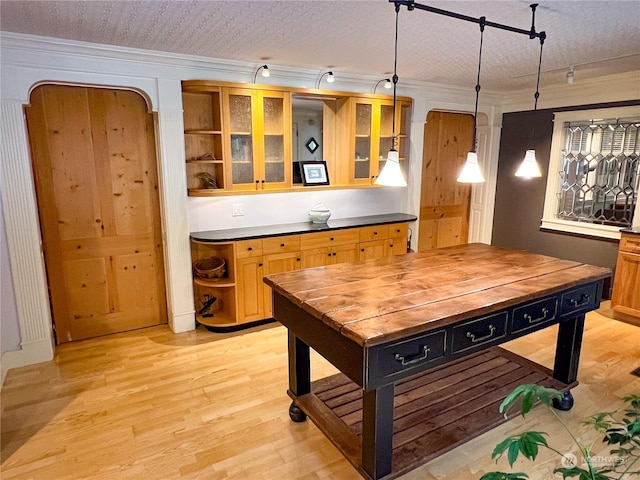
515, 149, 542, 178
375, 150, 407, 187
457, 18, 486, 184
375, 3, 407, 187
457, 152, 485, 183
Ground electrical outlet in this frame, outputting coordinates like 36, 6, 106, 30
232, 204, 244, 217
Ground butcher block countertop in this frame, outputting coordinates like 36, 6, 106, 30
264, 243, 611, 348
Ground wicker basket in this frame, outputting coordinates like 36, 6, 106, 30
193, 256, 226, 279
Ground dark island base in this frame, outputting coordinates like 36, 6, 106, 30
288, 347, 576, 480
198, 317, 276, 333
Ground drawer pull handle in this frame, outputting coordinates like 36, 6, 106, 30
524, 307, 549, 324
467, 324, 495, 343
394, 346, 430, 366
569, 294, 590, 307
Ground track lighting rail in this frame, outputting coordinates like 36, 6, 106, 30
391, 0, 546, 41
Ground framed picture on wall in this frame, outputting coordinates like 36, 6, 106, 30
300, 161, 330, 186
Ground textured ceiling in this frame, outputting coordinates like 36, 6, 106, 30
1, 0, 639, 92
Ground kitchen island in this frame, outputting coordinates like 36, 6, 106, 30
264, 243, 610, 479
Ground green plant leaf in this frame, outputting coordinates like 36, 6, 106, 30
498, 384, 563, 419
480, 473, 530, 480
508, 441, 520, 468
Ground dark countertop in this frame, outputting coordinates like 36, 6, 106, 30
191, 213, 417, 242
620, 227, 640, 236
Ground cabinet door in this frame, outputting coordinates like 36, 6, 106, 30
352, 100, 376, 183
263, 251, 302, 317
611, 251, 640, 318
236, 256, 265, 322
224, 88, 257, 190
359, 240, 386, 261
301, 246, 331, 269
258, 91, 292, 190
331, 243, 359, 265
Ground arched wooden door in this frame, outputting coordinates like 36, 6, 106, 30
26, 84, 167, 343
419, 111, 474, 251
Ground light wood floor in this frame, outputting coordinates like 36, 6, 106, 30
2, 302, 639, 480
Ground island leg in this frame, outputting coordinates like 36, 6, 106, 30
288, 332, 310, 422
362, 384, 394, 479
552, 314, 585, 411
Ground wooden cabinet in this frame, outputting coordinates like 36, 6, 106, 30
181, 80, 412, 195
191, 221, 410, 330
611, 232, 640, 325
223, 88, 292, 191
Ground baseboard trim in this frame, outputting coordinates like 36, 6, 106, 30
1, 337, 55, 389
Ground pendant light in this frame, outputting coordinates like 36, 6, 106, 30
515, 33, 546, 179
375, 3, 407, 187
457, 18, 486, 184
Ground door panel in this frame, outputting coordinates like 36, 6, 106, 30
419, 111, 474, 252
26, 84, 167, 343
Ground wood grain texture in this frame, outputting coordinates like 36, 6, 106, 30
1, 303, 637, 480
418, 111, 474, 252
264, 244, 611, 346
26, 85, 167, 343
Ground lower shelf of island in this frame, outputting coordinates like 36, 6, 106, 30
288, 346, 575, 480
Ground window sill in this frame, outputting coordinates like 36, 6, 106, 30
540, 218, 623, 240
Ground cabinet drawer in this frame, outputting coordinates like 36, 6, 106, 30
300, 229, 360, 250
559, 282, 599, 316
360, 225, 389, 242
512, 296, 558, 334
263, 235, 301, 255
620, 234, 640, 254
452, 311, 508, 353
236, 239, 263, 258
388, 223, 408, 239
376, 330, 446, 377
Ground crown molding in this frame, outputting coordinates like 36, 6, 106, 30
500, 71, 640, 112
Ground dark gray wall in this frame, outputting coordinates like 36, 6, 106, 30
492, 100, 639, 297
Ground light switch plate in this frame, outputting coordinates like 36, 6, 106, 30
232, 204, 244, 217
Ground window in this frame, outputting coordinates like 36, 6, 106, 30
541, 106, 640, 239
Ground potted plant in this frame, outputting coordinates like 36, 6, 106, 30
480, 384, 639, 480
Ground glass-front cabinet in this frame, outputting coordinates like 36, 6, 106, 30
349, 98, 410, 184
181, 80, 411, 195
223, 88, 291, 191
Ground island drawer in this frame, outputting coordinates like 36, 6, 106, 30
451, 311, 508, 353
511, 296, 558, 334
375, 330, 446, 378
559, 282, 600, 316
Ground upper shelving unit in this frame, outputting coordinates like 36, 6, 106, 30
181, 80, 412, 196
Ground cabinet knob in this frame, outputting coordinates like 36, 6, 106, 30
330, 237, 334, 241
390, 244, 394, 248
373, 231, 378, 235
248, 247, 253, 251
280, 243, 285, 247
361, 248, 365, 252
327, 253, 332, 257
332, 253, 337, 257
296, 258, 300, 261
258, 263, 263, 267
